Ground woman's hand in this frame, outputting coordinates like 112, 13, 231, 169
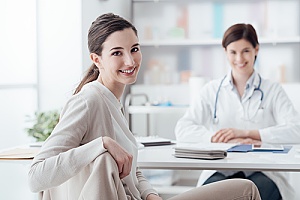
102, 136, 133, 179
211, 128, 261, 143
146, 194, 163, 200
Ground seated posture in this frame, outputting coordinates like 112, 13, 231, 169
28, 13, 261, 200
175, 23, 300, 200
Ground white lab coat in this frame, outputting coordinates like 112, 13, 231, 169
175, 71, 300, 200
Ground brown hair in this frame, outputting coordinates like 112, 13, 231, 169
222, 23, 259, 49
73, 13, 138, 94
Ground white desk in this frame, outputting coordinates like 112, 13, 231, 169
137, 144, 300, 172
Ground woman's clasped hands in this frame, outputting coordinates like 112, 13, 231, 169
211, 128, 261, 145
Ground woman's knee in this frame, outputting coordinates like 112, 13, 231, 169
93, 152, 118, 173
228, 179, 261, 199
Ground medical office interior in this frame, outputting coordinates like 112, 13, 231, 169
0, 0, 299, 199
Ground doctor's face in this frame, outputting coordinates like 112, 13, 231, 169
225, 39, 259, 77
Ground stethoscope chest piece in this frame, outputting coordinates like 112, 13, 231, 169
213, 117, 219, 124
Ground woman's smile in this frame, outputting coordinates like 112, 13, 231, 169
119, 67, 136, 75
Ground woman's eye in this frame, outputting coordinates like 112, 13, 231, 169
112, 51, 122, 56
131, 47, 139, 53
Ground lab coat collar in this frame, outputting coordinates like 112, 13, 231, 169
223, 70, 260, 91
222, 71, 234, 89
252, 71, 261, 89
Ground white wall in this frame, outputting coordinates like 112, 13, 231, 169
37, 0, 83, 111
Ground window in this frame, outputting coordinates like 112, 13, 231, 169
0, 0, 38, 149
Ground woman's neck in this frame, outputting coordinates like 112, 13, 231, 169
97, 76, 125, 101
231, 70, 254, 88
232, 71, 253, 98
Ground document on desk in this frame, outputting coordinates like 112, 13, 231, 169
174, 143, 236, 160
227, 144, 291, 153
0, 147, 39, 159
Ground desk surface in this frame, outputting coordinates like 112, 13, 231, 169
2, 144, 300, 172
137, 144, 300, 172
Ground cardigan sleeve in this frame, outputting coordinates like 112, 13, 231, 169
28, 93, 112, 192
136, 168, 159, 199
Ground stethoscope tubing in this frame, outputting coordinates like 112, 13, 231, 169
213, 74, 263, 124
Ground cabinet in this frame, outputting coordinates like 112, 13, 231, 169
132, 0, 300, 84
128, 0, 300, 137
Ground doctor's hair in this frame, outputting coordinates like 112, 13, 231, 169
73, 13, 138, 95
222, 23, 259, 49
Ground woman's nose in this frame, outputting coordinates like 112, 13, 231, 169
124, 53, 135, 66
235, 53, 243, 62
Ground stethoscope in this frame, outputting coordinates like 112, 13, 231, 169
213, 74, 264, 124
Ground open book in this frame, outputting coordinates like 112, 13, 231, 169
174, 143, 233, 160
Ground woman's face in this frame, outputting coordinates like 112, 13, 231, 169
93, 28, 142, 88
225, 39, 259, 77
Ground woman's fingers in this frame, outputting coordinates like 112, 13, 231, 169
118, 154, 133, 179
212, 129, 233, 143
102, 136, 133, 179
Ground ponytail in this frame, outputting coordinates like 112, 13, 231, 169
73, 64, 99, 95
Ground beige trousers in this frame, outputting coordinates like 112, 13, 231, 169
79, 152, 261, 200
168, 179, 261, 200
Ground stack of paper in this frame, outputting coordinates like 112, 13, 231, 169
174, 143, 234, 160
135, 136, 173, 146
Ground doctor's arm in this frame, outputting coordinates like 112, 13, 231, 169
175, 98, 213, 143
259, 85, 300, 144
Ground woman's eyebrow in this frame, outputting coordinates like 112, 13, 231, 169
110, 47, 123, 51
110, 43, 140, 51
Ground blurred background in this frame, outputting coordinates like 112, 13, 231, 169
0, 0, 299, 199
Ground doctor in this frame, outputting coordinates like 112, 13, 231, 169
175, 23, 300, 200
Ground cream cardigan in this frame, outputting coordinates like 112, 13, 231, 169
28, 81, 157, 200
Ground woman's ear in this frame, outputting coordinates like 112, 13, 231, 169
90, 53, 101, 67
255, 45, 259, 56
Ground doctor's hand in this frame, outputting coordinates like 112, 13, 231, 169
211, 128, 261, 143
102, 136, 133, 179
227, 138, 262, 145
211, 128, 247, 143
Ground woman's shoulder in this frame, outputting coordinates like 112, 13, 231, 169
71, 81, 108, 110
260, 77, 282, 90
202, 77, 225, 92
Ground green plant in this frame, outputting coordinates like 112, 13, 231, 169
25, 110, 60, 142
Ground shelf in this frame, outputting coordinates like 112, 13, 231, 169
140, 36, 300, 47
133, 0, 264, 2
128, 106, 188, 114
